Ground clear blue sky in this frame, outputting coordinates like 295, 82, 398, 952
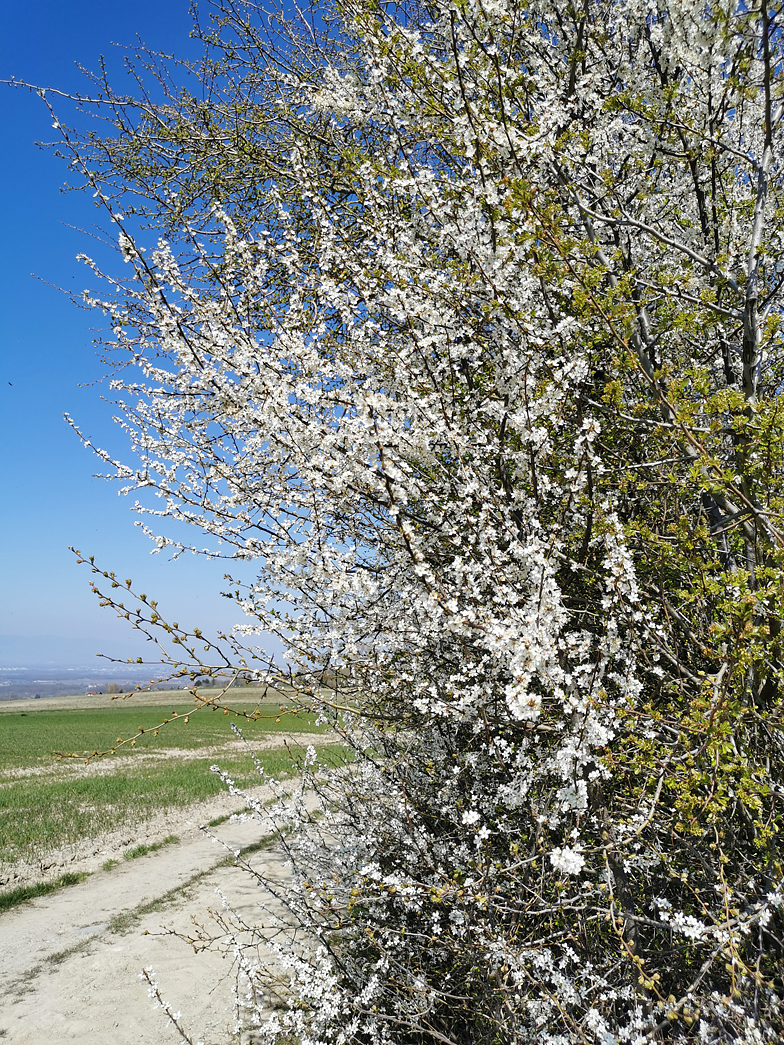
0, 1, 266, 667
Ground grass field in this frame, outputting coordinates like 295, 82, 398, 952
0, 694, 327, 770
0, 688, 345, 866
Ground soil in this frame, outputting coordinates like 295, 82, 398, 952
0, 782, 314, 1044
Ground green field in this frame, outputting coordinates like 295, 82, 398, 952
0, 694, 326, 770
0, 689, 344, 866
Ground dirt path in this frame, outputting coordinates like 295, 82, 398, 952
0, 788, 304, 1044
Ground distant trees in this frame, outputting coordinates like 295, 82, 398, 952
35, 0, 784, 1040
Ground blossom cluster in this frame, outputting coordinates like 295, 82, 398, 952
66, 0, 784, 1039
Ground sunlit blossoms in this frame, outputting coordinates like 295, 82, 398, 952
549, 846, 586, 877
54, 0, 784, 1040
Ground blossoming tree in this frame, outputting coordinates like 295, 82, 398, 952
29, 0, 784, 1039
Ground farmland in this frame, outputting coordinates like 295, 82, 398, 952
0, 687, 343, 870
0, 687, 328, 766
0, 685, 342, 1044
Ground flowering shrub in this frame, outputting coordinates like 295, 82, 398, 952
44, 0, 784, 1039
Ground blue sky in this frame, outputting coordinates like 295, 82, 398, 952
0, 1, 266, 667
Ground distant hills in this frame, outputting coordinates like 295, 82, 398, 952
0, 634, 156, 698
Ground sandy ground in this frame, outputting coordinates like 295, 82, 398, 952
0, 784, 308, 1044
